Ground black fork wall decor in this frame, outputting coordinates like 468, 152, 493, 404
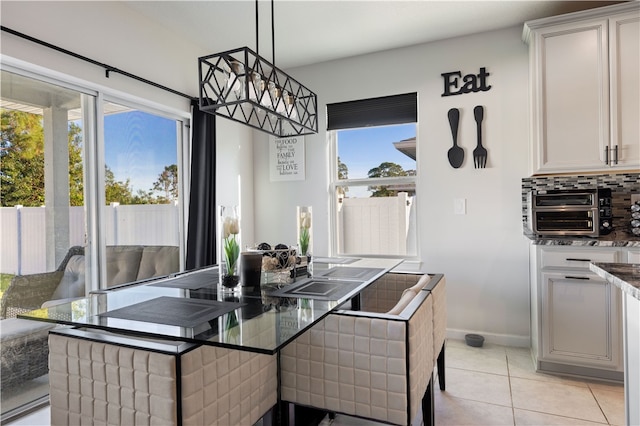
446, 105, 488, 169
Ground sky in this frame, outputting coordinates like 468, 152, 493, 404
103, 113, 414, 197
337, 123, 416, 179
104, 110, 177, 193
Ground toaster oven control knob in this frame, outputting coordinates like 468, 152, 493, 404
601, 220, 611, 229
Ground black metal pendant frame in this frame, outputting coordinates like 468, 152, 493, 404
198, 46, 318, 137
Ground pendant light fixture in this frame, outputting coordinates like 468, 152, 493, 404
198, 0, 318, 137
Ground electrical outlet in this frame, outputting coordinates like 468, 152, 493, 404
454, 198, 466, 215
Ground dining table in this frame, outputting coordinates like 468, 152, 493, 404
18, 256, 403, 425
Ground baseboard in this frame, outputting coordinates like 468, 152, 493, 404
446, 328, 530, 348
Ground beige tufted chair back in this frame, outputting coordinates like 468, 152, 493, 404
281, 273, 440, 425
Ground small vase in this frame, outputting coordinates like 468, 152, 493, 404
219, 205, 241, 289
297, 206, 313, 257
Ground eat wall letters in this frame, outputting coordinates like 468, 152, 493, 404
441, 67, 491, 97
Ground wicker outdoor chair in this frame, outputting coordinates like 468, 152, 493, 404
0, 246, 84, 319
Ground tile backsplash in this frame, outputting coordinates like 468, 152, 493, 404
522, 172, 640, 240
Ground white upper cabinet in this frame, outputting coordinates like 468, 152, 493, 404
610, 12, 640, 169
524, 4, 640, 175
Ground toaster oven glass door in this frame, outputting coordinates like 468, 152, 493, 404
534, 193, 596, 207
533, 210, 596, 234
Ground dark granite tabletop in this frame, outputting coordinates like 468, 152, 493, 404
18, 258, 402, 354
590, 263, 640, 301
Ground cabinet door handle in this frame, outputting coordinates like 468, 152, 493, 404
566, 258, 591, 262
565, 276, 590, 280
604, 146, 609, 165
613, 145, 618, 165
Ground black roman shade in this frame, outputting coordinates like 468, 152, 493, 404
326, 92, 417, 130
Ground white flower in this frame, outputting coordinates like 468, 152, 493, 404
300, 212, 311, 229
223, 216, 239, 239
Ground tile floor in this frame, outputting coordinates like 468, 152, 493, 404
6, 339, 625, 426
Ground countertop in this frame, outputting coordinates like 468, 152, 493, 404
524, 229, 640, 247
590, 262, 640, 301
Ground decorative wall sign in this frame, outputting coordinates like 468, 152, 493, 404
441, 67, 491, 97
270, 136, 306, 181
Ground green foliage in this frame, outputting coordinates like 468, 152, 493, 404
1, 110, 84, 207
1, 110, 45, 206
367, 161, 414, 197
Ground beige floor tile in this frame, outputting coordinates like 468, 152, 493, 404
445, 339, 509, 376
506, 348, 590, 388
435, 391, 514, 425
590, 387, 625, 426
514, 408, 608, 425
588, 380, 624, 394
511, 377, 607, 423
442, 367, 512, 407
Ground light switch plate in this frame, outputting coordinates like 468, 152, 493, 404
454, 198, 466, 215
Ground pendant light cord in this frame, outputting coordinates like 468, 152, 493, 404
271, 0, 275, 67
255, 0, 276, 67
255, 0, 259, 58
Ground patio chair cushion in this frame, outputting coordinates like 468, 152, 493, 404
50, 255, 86, 300
106, 246, 144, 287
136, 246, 180, 280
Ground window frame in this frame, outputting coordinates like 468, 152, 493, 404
328, 123, 420, 260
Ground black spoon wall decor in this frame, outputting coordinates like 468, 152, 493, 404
447, 108, 463, 168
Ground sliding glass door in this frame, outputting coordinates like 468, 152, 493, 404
0, 69, 89, 418
0, 70, 186, 421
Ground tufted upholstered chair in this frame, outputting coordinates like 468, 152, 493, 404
280, 273, 438, 426
424, 275, 447, 391
48, 328, 277, 426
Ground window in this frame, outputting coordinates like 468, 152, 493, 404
102, 101, 182, 247
328, 93, 418, 257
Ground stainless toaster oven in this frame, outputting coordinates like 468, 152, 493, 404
527, 189, 613, 237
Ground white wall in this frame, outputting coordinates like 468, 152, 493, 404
253, 27, 532, 346
1, 2, 531, 345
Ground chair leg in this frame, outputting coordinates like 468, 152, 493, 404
437, 344, 446, 391
422, 373, 434, 426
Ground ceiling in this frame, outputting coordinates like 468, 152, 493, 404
123, 0, 622, 69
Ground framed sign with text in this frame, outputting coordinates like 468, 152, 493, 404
270, 136, 305, 181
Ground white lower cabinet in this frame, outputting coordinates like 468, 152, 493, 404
531, 246, 624, 381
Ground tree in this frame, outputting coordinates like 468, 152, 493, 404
1, 110, 45, 206
338, 157, 348, 180
367, 161, 413, 197
1, 110, 85, 207
152, 164, 178, 203
68, 122, 84, 206
337, 156, 349, 198
104, 166, 135, 204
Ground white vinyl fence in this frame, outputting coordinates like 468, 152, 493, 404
337, 192, 416, 256
0, 204, 180, 275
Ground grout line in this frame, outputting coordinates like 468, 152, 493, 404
587, 385, 614, 426
505, 350, 517, 426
